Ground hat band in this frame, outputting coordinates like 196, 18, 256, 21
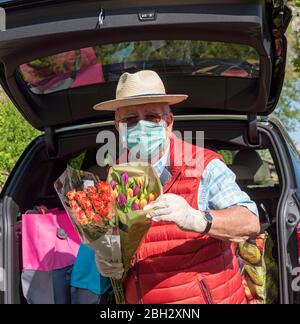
121, 93, 167, 99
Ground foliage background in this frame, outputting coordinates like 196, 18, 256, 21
0, 1, 299, 190
0, 94, 41, 189
274, 0, 300, 132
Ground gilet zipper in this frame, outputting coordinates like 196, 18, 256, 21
199, 279, 214, 304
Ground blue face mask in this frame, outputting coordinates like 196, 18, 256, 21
120, 120, 167, 159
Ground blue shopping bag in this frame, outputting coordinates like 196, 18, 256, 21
70, 243, 113, 304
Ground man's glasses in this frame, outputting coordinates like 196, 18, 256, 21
118, 113, 168, 127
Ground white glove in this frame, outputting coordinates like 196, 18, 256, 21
95, 253, 124, 280
145, 193, 206, 233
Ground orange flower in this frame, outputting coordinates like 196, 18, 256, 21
75, 191, 87, 203
67, 189, 76, 200
86, 186, 97, 194
126, 188, 134, 199
136, 177, 142, 186
148, 193, 155, 203
139, 198, 148, 210
67, 181, 114, 228
97, 181, 110, 194
112, 189, 119, 200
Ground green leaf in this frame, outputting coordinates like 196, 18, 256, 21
126, 197, 135, 208
111, 171, 121, 184
129, 178, 135, 189
121, 182, 126, 195
108, 220, 116, 227
68, 152, 86, 170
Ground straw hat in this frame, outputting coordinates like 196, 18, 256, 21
93, 70, 188, 111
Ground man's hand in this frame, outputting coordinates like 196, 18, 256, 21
95, 253, 124, 280
145, 193, 206, 233
145, 194, 260, 242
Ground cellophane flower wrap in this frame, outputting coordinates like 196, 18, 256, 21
54, 163, 163, 304
107, 162, 163, 275
54, 166, 124, 303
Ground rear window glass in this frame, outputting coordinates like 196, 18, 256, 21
18, 40, 260, 95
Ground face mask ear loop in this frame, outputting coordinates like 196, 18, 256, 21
119, 123, 128, 148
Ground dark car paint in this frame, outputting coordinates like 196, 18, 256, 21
274, 121, 300, 305
0, 1, 292, 130
256, 118, 300, 304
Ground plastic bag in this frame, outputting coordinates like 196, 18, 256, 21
239, 232, 278, 304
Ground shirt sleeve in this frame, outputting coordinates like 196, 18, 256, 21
198, 159, 259, 216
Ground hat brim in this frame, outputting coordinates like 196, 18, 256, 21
93, 94, 188, 111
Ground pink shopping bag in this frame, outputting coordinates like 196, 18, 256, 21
22, 209, 81, 271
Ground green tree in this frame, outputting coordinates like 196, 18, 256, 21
273, 12, 300, 131
290, 0, 300, 72
267, 1, 300, 132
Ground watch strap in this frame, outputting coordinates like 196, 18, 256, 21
203, 212, 213, 234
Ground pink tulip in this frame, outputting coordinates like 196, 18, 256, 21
121, 172, 129, 185
110, 180, 116, 190
118, 193, 126, 206
133, 185, 140, 196
132, 203, 140, 211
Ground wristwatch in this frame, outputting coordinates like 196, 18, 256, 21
202, 212, 213, 234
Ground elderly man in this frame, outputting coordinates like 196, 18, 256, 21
94, 70, 260, 304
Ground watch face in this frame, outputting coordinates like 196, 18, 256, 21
205, 213, 213, 223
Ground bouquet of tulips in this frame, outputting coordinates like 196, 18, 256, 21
54, 163, 162, 304
107, 162, 163, 275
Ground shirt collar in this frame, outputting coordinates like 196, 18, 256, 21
153, 141, 170, 177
